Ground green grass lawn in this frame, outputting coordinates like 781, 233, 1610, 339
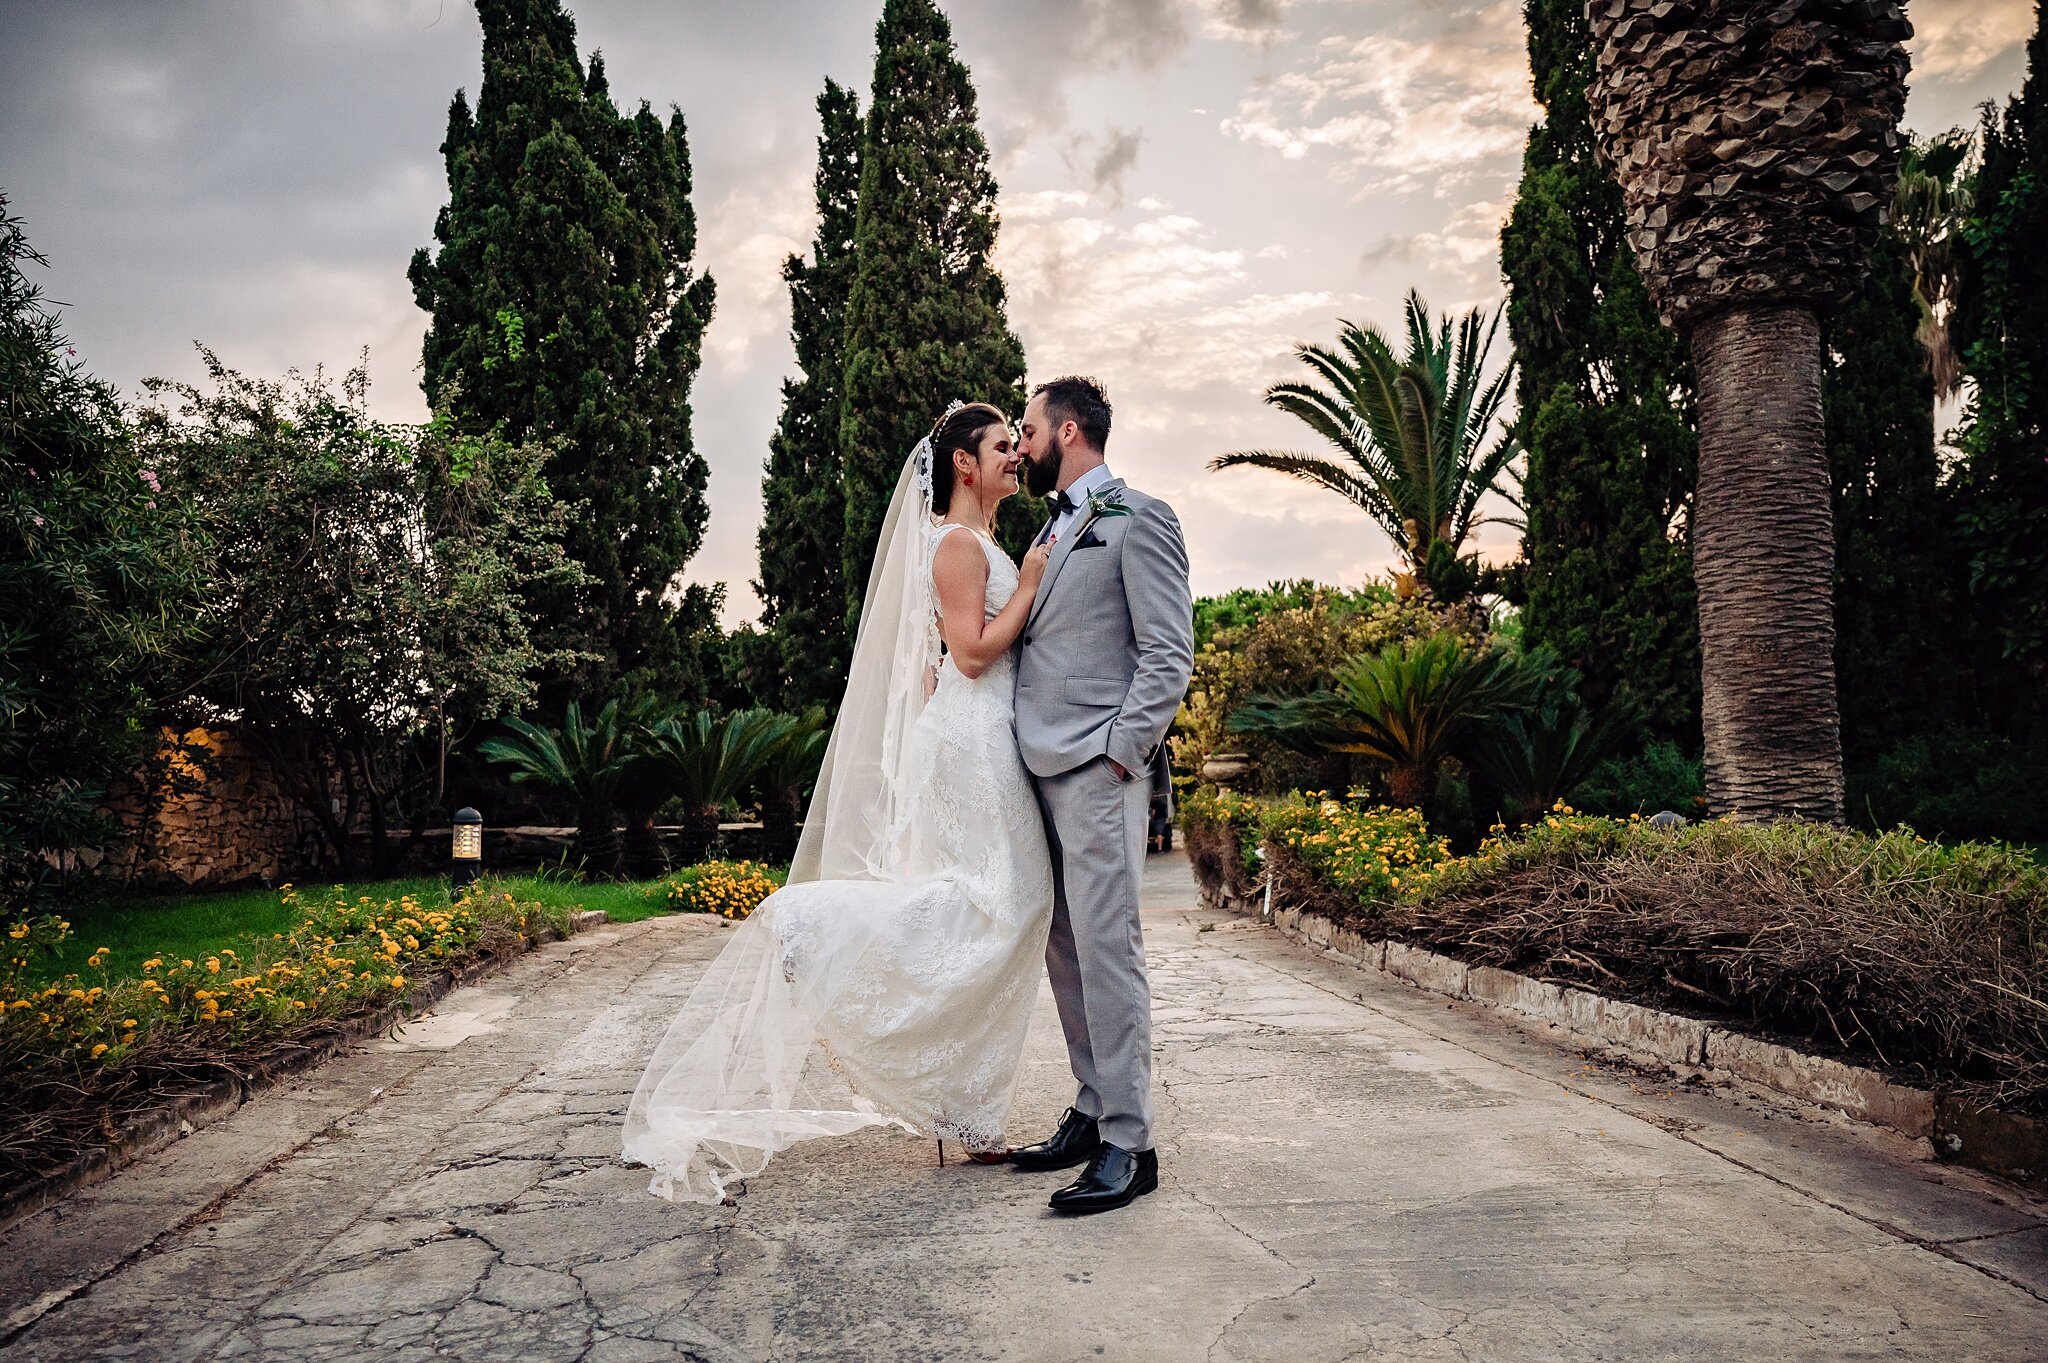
21, 872, 689, 987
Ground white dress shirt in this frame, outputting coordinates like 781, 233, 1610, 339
1043, 462, 1114, 544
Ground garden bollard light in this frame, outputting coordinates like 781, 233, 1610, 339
451, 807, 483, 895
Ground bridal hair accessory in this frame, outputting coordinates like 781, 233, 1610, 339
912, 399, 970, 509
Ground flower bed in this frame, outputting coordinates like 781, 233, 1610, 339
1184, 790, 2048, 1116
653, 859, 786, 920
1, 881, 569, 1194
1261, 796, 1454, 923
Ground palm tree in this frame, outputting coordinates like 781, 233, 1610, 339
1586, 0, 1910, 822
477, 699, 631, 876
1893, 129, 1976, 398
1229, 634, 1537, 807
1210, 291, 1520, 602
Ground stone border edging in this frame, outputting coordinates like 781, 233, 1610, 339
0, 910, 614, 1238
1261, 903, 2045, 1187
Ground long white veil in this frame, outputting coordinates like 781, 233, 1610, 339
788, 428, 945, 883
623, 426, 955, 1204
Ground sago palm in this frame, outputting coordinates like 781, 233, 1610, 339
752, 707, 829, 863
644, 708, 789, 864
1461, 656, 1640, 828
477, 699, 632, 875
1229, 633, 1536, 808
1211, 291, 1520, 601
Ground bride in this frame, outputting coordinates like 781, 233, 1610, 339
622, 401, 1056, 1204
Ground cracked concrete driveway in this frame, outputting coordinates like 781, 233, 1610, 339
4, 852, 2045, 1361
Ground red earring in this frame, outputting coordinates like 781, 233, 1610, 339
964, 473, 975, 486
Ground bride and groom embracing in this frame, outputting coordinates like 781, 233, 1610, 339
622, 375, 1194, 1216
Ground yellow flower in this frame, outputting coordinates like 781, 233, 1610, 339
91, 1043, 109, 1058
389, 975, 405, 988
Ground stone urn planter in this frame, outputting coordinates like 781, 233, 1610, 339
1200, 752, 1253, 789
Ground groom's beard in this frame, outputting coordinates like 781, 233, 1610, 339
1025, 444, 1062, 497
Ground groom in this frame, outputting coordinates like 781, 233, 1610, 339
1009, 376, 1195, 1214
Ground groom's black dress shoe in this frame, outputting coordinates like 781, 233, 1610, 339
1048, 1143, 1157, 1214
1007, 1107, 1101, 1171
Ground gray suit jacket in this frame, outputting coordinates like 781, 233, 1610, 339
1014, 478, 1195, 788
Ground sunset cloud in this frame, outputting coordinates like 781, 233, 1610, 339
1, 0, 2029, 621
1218, 1, 1536, 192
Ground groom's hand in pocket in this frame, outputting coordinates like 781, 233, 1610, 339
1105, 757, 1131, 781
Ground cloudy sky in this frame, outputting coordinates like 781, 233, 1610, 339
1, 0, 2033, 623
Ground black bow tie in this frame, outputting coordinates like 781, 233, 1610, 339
1048, 490, 1076, 517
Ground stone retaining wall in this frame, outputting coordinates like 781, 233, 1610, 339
90, 728, 330, 891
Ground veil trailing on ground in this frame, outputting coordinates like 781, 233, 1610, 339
788, 417, 952, 883
624, 412, 991, 1205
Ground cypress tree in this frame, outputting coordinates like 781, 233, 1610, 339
754, 80, 863, 713
1952, 2, 2048, 727
839, 0, 1032, 635
408, 0, 718, 708
1823, 227, 1955, 759
1500, 0, 1700, 740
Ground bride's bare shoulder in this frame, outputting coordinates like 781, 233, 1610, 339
930, 525, 991, 582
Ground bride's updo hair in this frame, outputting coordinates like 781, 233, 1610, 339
928, 402, 1009, 513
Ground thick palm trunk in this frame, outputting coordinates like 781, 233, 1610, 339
1690, 304, 1844, 821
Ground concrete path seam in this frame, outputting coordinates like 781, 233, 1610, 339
1183, 909, 2048, 1308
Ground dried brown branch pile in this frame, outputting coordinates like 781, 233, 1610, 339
1399, 821, 2048, 1112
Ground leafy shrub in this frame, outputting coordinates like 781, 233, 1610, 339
656, 860, 785, 920
1180, 786, 1264, 865
1846, 728, 2048, 843
1, 201, 202, 896
1571, 740, 1706, 818
1193, 580, 1395, 647
1176, 586, 1450, 793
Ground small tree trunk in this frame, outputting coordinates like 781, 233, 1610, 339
675, 811, 720, 867
1388, 764, 1430, 809
622, 812, 668, 881
573, 799, 621, 879
1690, 304, 1844, 822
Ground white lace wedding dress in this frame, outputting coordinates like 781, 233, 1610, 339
622, 521, 1054, 1204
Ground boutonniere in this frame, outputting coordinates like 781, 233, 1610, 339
1084, 489, 1132, 519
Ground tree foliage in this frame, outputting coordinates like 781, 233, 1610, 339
0, 200, 200, 895
1501, 0, 1699, 742
408, 0, 718, 707
838, 0, 1032, 635
140, 353, 581, 876
754, 80, 863, 712
1951, 4, 2048, 726
1823, 227, 1957, 760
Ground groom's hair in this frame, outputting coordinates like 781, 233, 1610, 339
1033, 376, 1111, 453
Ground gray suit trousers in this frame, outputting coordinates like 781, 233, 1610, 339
1033, 757, 1154, 1152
